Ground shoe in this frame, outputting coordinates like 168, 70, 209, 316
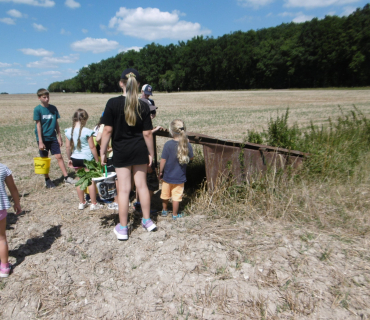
0, 263, 12, 278
134, 202, 141, 211
141, 219, 157, 232
90, 203, 104, 211
78, 201, 88, 210
172, 213, 185, 220
161, 210, 168, 217
113, 224, 129, 240
45, 179, 55, 189
65, 177, 77, 185
107, 202, 119, 210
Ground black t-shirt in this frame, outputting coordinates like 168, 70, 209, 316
102, 96, 153, 167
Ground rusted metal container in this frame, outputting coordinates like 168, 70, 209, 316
155, 129, 307, 190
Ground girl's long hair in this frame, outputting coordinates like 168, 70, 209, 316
122, 72, 140, 126
169, 119, 190, 165
71, 108, 89, 151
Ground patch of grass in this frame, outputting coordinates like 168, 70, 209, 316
319, 249, 332, 261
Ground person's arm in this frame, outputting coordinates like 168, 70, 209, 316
88, 136, 99, 162
5, 174, 22, 214
152, 126, 163, 134
158, 158, 166, 180
55, 120, 63, 147
65, 137, 73, 168
36, 120, 45, 150
143, 129, 154, 167
100, 125, 113, 165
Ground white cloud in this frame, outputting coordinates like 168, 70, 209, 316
118, 46, 142, 53
7, 9, 23, 18
71, 37, 119, 53
237, 0, 274, 8
38, 71, 61, 75
0, 68, 23, 76
284, 0, 359, 9
341, 6, 356, 16
0, 17, 15, 25
0, 0, 55, 7
19, 48, 54, 56
27, 54, 79, 68
82, 28, 88, 33
108, 7, 211, 41
65, 0, 80, 9
67, 68, 78, 74
0, 62, 12, 67
60, 28, 71, 35
293, 13, 315, 22
278, 11, 296, 17
33, 22, 47, 31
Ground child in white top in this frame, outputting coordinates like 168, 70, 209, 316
65, 109, 103, 211
0, 163, 22, 277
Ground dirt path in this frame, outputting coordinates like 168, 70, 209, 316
0, 182, 369, 319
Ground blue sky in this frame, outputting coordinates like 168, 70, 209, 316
0, 0, 368, 94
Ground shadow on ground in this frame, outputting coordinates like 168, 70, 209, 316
9, 225, 62, 268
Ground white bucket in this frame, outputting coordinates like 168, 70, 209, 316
92, 172, 117, 200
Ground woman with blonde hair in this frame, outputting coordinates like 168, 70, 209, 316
159, 119, 194, 220
100, 68, 156, 240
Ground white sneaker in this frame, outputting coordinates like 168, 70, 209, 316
65, 177, 77, 185
90, 203, 104, 211
78, 202, 88, 210
107, 202, 119, 210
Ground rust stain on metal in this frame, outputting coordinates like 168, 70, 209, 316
155, 129, 307, 190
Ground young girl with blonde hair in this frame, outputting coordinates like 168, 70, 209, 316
65, 109, 103, 211
159, 119, 194, 220
100, 68, 156, 240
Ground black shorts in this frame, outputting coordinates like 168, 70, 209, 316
71, 158, 85, 168
106, 158, 115, 173
147, 165, 159, 191
37, 140, 61, 157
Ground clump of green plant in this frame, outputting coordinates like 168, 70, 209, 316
265, 108, 301, 150
75, 160, 104, 190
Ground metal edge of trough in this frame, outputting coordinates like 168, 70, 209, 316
154, 129, 308, 190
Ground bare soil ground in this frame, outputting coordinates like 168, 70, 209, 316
0, 90, 370, 319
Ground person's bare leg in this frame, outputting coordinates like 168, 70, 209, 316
115, 167, 132, 226
172, 201, 180, 216
0, 218, 8, 265
88, 182, 97, 204
55, 153, 68, 177
133, 164, 150, 219
77, 186, 85, 203
162, 199, 169, 211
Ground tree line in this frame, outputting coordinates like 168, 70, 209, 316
48, 4, 370, 93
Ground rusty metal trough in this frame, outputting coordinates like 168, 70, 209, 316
154, 129, 308, 190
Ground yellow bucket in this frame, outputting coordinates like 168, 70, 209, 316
33, 157, 51, 174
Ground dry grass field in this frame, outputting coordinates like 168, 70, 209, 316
0, 90, 370, 319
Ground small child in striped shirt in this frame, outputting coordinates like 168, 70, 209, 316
0, 163, 22, 277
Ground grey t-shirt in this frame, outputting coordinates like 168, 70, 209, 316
161, 140, 193, 184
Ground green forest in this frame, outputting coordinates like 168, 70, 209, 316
48, 4, 370, 93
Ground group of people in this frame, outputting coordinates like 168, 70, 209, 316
0, 67, 193, 277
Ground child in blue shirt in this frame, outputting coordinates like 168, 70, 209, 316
159, 119, 193, 220
65, 109, 103, 211
33, 88, 75, 188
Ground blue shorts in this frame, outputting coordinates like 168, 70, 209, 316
37, 140, 61, 157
